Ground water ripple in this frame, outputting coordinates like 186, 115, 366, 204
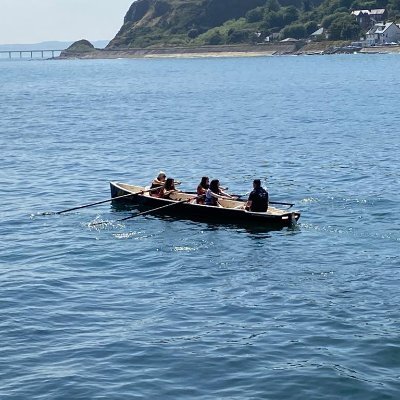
1, 56, 399, 399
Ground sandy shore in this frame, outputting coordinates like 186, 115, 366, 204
58, 43, 297, 60
359, 45, 400, 53
57, 42, 400, 60
141, 50, 277, 58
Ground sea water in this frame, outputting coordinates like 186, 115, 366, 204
0, 55, 399, 399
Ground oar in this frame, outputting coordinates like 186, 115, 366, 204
181, 191, 294, 207
117, 197, 196, 222
54, 187, 156, 215
269, 201, 294, 207
228, 193, 294, 207
91, 196, 197, 226
225, 194, 294, 206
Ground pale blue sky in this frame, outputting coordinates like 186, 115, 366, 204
0, 0, 134, 44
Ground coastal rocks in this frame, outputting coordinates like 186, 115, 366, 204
59, 39, 99, 58
65, 39, 95, 52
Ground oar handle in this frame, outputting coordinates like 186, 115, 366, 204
55, 187, 157, 215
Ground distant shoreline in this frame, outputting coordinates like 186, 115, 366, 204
57, 42, 400, 60
57, 43, 296, 60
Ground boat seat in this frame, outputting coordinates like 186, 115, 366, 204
219, 199, 244, 209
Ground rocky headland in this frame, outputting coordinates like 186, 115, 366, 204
58, 0, 400, 60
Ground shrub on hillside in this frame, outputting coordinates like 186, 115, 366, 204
321, 12, 348, 28
305, 21, 319, 35
246, 7, 265, 22
227, 29, 251, 43
204, 31, 224, 45
281, 23, 307, 38
329, 15, 360, 39
188, 28, 200, 38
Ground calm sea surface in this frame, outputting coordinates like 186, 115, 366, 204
0, 55, 399, 399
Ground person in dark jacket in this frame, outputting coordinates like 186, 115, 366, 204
245, 179, 269, 212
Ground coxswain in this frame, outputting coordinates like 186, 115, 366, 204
245, 179, 269, 212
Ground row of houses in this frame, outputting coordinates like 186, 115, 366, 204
310, 9, 400, 46
263, 8, 399, 46
365, 22, 400, 45
351, 9, 400, 46
351, 9, 387, 29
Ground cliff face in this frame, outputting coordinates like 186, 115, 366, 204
107, 0, 266, 49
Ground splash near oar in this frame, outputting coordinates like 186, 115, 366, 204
91, 197, 196, 227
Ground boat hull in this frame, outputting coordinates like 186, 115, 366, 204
110, 181, 300, 228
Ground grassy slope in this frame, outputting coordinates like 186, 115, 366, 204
105, 0, 395, 49
108, 0, 268, 48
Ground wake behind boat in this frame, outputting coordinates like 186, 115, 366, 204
110, 181, 300, 227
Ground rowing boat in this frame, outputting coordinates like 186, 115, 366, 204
110, 181, 300, 227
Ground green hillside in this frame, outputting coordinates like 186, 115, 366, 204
106, 0, 400, 48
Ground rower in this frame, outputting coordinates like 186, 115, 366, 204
159, 178, 177, 199
196, 176, 209, 204
150, 171, 166, 197
205, 179, 234, 207
245, 179, 269, 212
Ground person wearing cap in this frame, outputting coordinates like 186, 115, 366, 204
150, 171, 166, 197
245, 179, 269, 212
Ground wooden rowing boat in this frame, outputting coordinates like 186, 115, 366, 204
110, 181, 300, 227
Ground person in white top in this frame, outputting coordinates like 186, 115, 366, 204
204, 179, 233, 207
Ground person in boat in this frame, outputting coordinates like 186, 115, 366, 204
245, 179, 269, 212
159, 178, 177, 199
205, 179, 234, 207
150, 171, 166, 197
196, 176, 209, 204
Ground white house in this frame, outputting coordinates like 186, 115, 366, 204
366, 22, 400, 45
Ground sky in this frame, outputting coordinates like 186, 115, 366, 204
0, 0, 134, 44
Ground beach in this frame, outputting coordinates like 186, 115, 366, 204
57, 41, 400, 59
